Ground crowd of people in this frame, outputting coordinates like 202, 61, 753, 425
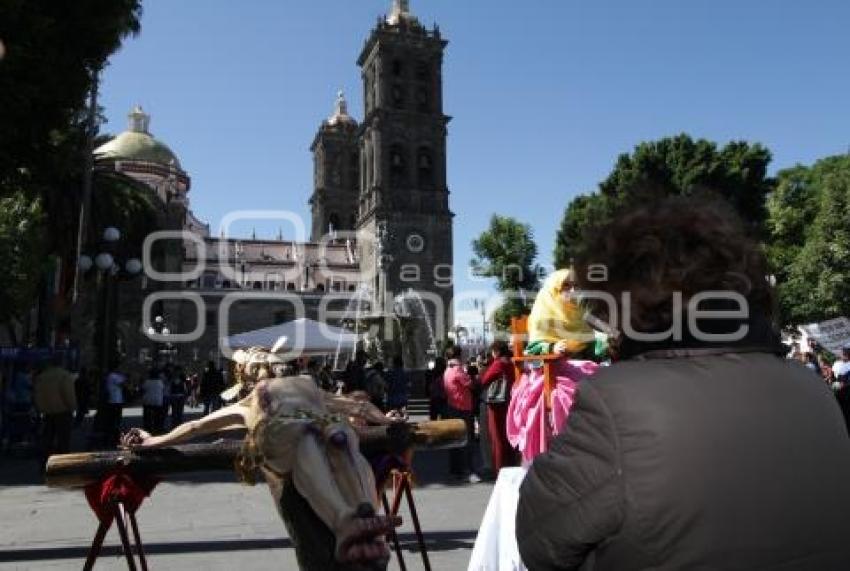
338, 352, 410, 416
421, 341, 520, 483
0, 358, 232, 464
0, 351, 416, 470
801, 345, 850, 429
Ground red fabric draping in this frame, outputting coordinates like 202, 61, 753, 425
84, 471, 158, 523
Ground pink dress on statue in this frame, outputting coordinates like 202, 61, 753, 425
506, 358, 599, 464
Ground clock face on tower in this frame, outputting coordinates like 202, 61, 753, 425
406, 233, 425, 253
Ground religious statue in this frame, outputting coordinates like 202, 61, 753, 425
122, 348, 402, 570
374, 221, 394, 270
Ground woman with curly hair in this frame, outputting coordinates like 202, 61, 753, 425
516, 196, 850, 570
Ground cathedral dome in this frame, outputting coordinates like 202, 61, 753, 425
95, 106, 182, 168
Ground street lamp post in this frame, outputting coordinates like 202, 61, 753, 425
147, 314, 174, 364
78, 226, 142, 375
473, 299, 488, 347
451, 324, 468, 346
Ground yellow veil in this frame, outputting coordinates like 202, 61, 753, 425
527, 268, 593, 354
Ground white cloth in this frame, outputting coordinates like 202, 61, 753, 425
833, 360, 850, 379
468, 467, 529, 571
106, 372, 126, 404
142, 378, 164, 407
223, 317, 360, 356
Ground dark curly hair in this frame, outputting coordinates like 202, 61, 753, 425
489, 340, 512, 358
576, 195, 774, 339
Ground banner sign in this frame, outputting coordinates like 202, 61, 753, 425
799, 317, 850, 356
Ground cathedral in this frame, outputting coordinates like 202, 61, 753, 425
89, 0, 454, 372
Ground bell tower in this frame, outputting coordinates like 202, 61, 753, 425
309, 91, 360, 241
356, 0, 453, 363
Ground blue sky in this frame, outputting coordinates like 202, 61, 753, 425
99, 0, 850, 333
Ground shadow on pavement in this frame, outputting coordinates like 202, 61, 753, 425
0, 530, 478, 563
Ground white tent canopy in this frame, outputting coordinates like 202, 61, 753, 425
222, 318, 360, 357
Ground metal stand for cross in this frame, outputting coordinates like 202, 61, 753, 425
381, 467, 431, 571
83, 496, 148, 571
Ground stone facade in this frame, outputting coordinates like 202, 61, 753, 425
91, 1, 453, 374
354, 8, 454, 366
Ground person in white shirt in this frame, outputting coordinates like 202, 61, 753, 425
142, 368, 165, 434
832, 348, 850, 433
103, 367, 127, 446
832, 348, 850, 381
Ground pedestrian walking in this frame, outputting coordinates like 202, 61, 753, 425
385, 356, 410, 412
318, 364, 334, 392
200, 361, 225, 415
365, 362, 386, 411
102, 365, 127, 447
427, 356, 448, 420
831, 347, 850, 430
33, 357, 77, 469
168, 366, 188, 428
141, 368, 166, 434
479, 340, 518, 473
443, 346, 479, 483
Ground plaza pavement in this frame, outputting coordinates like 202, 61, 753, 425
0, 407, 492, 571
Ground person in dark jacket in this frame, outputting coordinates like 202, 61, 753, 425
167, 366, 188, 428
385, 355, 410, 411
426, 356, 448, 420
516, 196, 850, 571
199, 361, 225, 415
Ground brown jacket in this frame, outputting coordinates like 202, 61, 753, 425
34, 366, 77, 415
517, 348, 850, 570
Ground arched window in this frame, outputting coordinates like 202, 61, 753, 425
316, 283, 326, 293
416, 87, 430, 113
348, 284, 357, 292
328, 213, 341, 234
389, 145, 407, 188
416, 60, 430, 81
201, 273, 217, 289
390, 84, 405, 109
392, 59, 404, 77
267, 274, 282, 290
418, 148, 434, 188
286, 282, 296, 291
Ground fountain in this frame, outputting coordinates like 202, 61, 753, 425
332, 286, 438, 371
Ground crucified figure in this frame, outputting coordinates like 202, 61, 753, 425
122, 371, 402, 569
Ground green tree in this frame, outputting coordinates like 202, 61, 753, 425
0, 0, 143, 195
554, 134, 775, 267
770, 155, 850, 326
0, 192, 47, 343
553, 193, 610, 268
0, 1, 145, 341
471, 215, 542, 329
